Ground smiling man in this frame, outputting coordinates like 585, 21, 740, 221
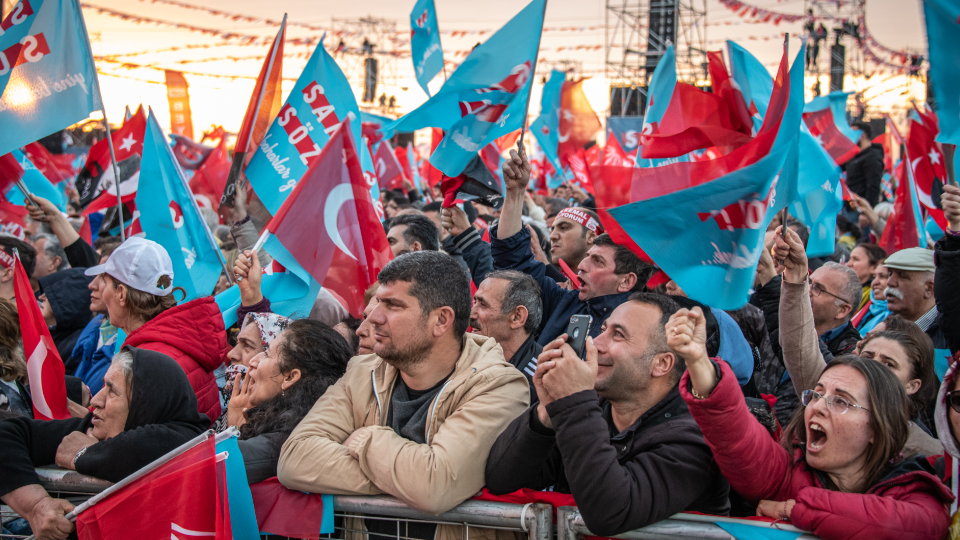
278, 251, 529, 540
485, 292, 729, 536
493, 149, 653, 345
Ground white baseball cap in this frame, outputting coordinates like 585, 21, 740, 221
84, 237, 176, 296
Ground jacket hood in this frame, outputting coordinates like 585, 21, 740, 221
38, 268, 94, 332
935, 361, 960, 458
124, 297, 227, 372
120, 345, 211, 430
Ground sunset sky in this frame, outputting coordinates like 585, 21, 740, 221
71, 0, 930, 138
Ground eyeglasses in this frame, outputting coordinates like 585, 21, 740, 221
801, 390, 870, 414
946, 391, 960, 414
809, 281, 854, 306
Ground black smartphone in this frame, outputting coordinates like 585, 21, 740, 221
565, 315, 593, 359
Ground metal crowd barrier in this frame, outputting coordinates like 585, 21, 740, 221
556, 506, 820, 540
11, 468, 825, 540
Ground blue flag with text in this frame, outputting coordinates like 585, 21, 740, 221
137, 109, 222, 302
385, 0, 545, 176
0, 0, 102, 156
410, 0, 444, 96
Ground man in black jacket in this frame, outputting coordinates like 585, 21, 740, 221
485, 293, 729, 536
842, 122, 885, 207
470, 270, 542, 398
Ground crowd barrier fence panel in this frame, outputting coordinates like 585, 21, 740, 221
556, 506, 821, 540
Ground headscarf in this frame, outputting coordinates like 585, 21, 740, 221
240, 312, 291, 352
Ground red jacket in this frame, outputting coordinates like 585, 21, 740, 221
124, 297, 226, 424
681, 360, 953, 540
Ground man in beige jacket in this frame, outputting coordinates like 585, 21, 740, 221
278, 251, 530, 539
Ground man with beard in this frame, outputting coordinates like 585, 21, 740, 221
278, 251, 529, 540
470, 270, 543, 398
485, 293, 730, 536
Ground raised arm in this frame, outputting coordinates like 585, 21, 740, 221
498, 147, 531, 240
27, 195, 97, 268
669, 308, 797, 502
772, 226, 827, 394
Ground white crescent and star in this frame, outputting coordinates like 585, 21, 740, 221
324, 183, 358, 261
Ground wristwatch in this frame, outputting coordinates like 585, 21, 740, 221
73, 446, 87, 467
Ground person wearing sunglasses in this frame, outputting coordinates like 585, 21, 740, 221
773, 226, 941, 457
668, 307, 952, 540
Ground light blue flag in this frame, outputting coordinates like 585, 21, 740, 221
922, 0, 960, 144
215, 433, 260, 540
727, 41, 843, 257
0, 0, 102, 157
385, 0, 546, 176
607, 115, 644, 154
634, 45, 695, 169
608, 48, 804, 310
246, 36, 361, 215
137, 109, 223, 302
641, 45, 676, 132
715, 522, 802, 540
530, 69, 564, 174
804, 92, 858, 144
410, 0, 444, 96
6, 150, 65, 209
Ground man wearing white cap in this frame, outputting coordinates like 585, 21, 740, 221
84, 237, 226, 424
883, 247, 944, 350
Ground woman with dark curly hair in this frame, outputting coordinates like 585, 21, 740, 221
225, 319, 351, 483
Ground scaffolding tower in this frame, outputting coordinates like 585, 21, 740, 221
330, 17, 402, 109
605, 0, 708, 112
803, 0, 865, 96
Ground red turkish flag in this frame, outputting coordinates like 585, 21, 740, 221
80, 107, 148, 214
422, 128, 445, 188
374, 141, 405, 191
707, 50, 753, 136
190, 136, 231, 210
640, 82, 754, 159
249, 477, 326, 540
802, 108, 859, 165
907, 110, 949, 230
589, 162, 653, 263
12, 253, 70, 420
0, 198, 28, 239
76, 437, 225, 540
879, 158, 923, 252
265, 120, 392, 317
558, 78, 602, 159
23, 142, 68, 184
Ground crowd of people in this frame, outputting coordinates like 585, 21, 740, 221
0, 142, 959, 540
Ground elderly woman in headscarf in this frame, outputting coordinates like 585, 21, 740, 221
214, 312, 290, 432
0, 346, 210, 540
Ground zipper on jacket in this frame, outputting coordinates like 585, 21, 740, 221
425, 380, 454, 443
371, 369, 383, 425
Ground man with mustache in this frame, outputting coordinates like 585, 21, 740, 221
883, 248, 945, 351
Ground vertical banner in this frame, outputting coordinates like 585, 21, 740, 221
164, 70, 194, 140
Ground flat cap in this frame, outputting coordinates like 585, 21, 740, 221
883, 247, 935, 273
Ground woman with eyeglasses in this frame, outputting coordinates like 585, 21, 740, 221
667, 307, 952, 540
773, 227, 940, 457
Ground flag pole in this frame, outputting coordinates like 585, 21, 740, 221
777, 33, 790, 262
64, 430, 215, 521
98, 104, 127, 242
235, 228, 271, 282
517, 0, 548, 159
945, 143, 957, 187
155, 106, 236, 285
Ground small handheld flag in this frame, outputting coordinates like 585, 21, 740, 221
12, 248, 70, 420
